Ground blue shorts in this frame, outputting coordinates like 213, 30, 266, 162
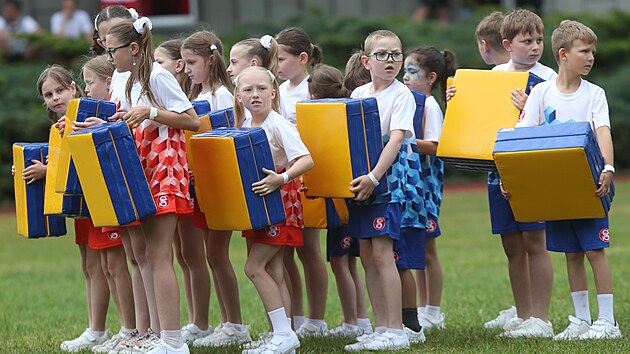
546, 217, 610, 253
425, 216, 441, 238
394, 227, 426, 270
488, 183, 544, 234
346, 202, 401, 241
326, 226, 360, 260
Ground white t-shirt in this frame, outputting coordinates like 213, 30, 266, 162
493, 60, 557, 81
50, 9, 92, 38
242, 110, 310, 170
350, 80, 415, 139
110, 70, 132, 112
0, 15, 39, 33
423, 95, 443, 142
131, 63, 192, 113
279, 76, 309, 126
517, 78, 610, 131
195, 85, 234, 110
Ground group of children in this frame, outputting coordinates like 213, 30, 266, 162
15, 4, 620, 354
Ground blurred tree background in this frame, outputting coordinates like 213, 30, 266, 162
2, 7, 629, 205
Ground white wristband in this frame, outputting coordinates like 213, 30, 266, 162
367, 172, 380, 187
281, 172, 289, 184
603, 164, 615, 174
149, 107, 158, 120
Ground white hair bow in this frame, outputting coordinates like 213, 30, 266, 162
133, 17, 152, 34
128, 8, 139, 20
259, 35, 273, 50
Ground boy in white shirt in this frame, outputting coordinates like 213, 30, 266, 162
515, 20, 620, 340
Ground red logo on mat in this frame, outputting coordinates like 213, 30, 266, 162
427, 219, 437, 233
393, 251, 399, 263
341, 236, 352, 249
157, 196, 170, 209
267, 226, 280, 238
599, 228, 610, 242
373, 217, 386, 231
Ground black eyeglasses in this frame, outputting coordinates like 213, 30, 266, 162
106, 43, 131, 58
368, 51, 404, 62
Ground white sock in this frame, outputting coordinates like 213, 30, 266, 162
293, 315, 305, 329
357, 318, 372, 329
343, 323, 359, 330
225, 322, 245, 332
571, 290, 591, 323
387, 328, 404, 336
374, 326, 387, 334
597, 293, 615, 324
426, 305, 441, 319
305, 318, 326, 328
417, 306, 426, 315
269, 307, 293, 335
161, 330, 184, 349
88, 329, 107, 337
120, 327, 135, 335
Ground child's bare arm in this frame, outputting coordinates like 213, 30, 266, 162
595, 125, 614, 198
252, 154, 314, 196
350, 129, 405, 201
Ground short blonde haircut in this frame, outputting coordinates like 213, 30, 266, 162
500, 8, 544, 42
551, 20, 597, 62
475, 11, 505, 52
364, 30, 401, 54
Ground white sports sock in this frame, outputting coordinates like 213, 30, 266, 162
305, 318, 326, 328
269, 307, 292, 335
292, 315, 305, 329
597, 293, 615, 324
417, 306, 426, 315
88, 329, 107, 337
343, 323, 359, 330
357, 318, 371, 329
374, 326, 387, 334
571, 290, 591, 323
386, 328, 404, 336
161, 330, 184, 349
225, 322, 245, 332
426, 305, 441, 319
120, 327, 135, 335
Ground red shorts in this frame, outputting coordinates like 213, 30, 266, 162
242, 224, 303, 247
102, 220, 141, 234
74, 219, 90, 245
153, 194, 193, 217
192, 200, 208, 229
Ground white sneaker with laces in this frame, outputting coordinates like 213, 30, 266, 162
553, 315, 591, 340
328, 324, 362, 338
344, 332, 378, 352
142, 339, 190, 354
181, 324, 213, 344
418, 311, 445, 330
92, 332, 120, 353
108, 330, 142, 354
193, 323, 251, 347
501, 317, 554, 338
502, 317, 524, 332
351, 331, 410, 351
242, 332, 299, 354
61, 329, 109, 352
296, 321, 328, 337
484, 306, 517, 329
404, 327, 426, 344
241, 332, 272, 351
117, 329, 160, 354
579, 319, 622, 340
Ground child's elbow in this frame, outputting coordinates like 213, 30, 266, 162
303, 155, 315, 172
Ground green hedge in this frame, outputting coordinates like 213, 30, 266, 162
2, 9, 629, 204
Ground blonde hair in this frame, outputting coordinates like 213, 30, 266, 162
36, 64, 84, 122
106, 19, 158, 108
364, 30, 401, 54
551, 20, 597, 62
343, 49, 371, 92
500, 8, 544, 42
233, 66, 275, 128
182, 30, 232, 101
82, 54, 115, 82
475, 11, 505, 52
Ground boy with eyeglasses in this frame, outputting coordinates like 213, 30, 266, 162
344, 30, 421, 351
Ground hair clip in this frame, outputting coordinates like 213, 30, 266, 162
259, 35, 273, 50
94, 13, 100, 33
133, 17, 152, 34
209, 44, 217, 51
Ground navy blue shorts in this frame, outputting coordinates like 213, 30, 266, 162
488, 183, 544, 234
346, 202, 401, 241
394, 227, 426, 270
546, 217, 610, 253
326, 226, 360, 260
425, 216, 441, 238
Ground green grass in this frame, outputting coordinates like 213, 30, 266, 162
1, 181, 630, 353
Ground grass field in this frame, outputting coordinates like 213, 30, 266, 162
1, 181, 629, 353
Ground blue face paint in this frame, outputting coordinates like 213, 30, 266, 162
404, 63, 422, 78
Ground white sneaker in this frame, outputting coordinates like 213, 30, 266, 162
328, 324, 362, 338
94, 330, 138, 353
296, 321, 328, 337
117, 329, 160, 354
241, 332, 272, 350
242, 332, 299, 354
142, 339, 190, 354
502, 317, 524, 332
61, 329, 109, 352
181, 324, 213, 344
109, 330, 142, 354
193, 323, 251, 347
345, 331, 409, 351
579, 319, 622, 340
553, 316, 591, 340
418, 311, 445, 330
501, 317, 554, 338
404, 327, 426, 344
484, 306, 517, 329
